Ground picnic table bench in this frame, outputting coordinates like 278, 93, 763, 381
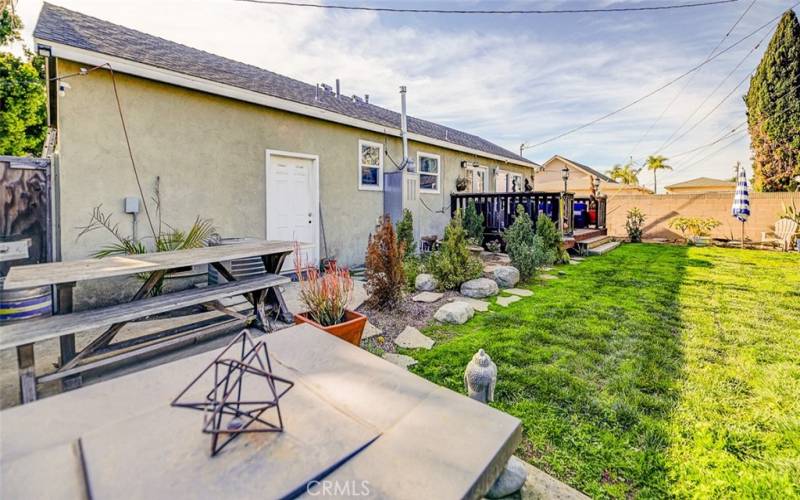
0, 324, 522, 499
1, 240, 301, 404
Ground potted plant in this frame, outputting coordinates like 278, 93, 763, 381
292, 248, 366, 346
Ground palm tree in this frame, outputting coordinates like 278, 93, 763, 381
644, 155, 672, 193
606, 162, 639, 185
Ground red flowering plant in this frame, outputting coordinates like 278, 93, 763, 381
293, 244, 353, 326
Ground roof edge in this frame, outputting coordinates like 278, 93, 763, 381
35, 37, 538, 169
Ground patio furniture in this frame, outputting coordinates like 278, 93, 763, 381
1, 240, 299, 403
761, 219, 799, 251
0, 323, 522, 499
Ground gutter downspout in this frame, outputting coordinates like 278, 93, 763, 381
400, 86, 409, 169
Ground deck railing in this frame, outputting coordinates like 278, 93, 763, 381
451, 191, 576, 237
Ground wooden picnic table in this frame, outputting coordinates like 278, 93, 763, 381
2, 240, 302, 403
0, 324, 522, 499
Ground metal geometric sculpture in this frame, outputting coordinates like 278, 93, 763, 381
171, 329, 294, 456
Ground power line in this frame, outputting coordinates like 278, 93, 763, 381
521, 3, 794, 152
627, 0, 756, 158
654, 24, 771, 153
234, 0, 739, 14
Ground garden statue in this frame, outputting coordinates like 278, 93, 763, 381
464, 349, 497, 403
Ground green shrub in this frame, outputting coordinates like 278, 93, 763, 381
535, 215, 561, 255
428, 211, 483, 290
402, 254, 425, 292
669, 216, 721, 243
625, 207, 646, 243
396, 208, 415, 255
504, 205, 546, 280
463, 200, 485, 245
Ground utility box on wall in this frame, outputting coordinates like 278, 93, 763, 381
383, 171, 404, 224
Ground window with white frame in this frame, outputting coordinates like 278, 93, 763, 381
358, 140, 383, 190
495, 169, 524, 192
417, 152, 440, 193
464, 164, 488, 192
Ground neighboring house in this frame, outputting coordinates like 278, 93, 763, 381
536, 155, 652, 196
664, 177, 736, 194
33, 4, 538, 274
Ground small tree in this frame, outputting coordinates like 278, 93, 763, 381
463, 200, 485, 245
396, 208, 415, 255
625, 207, 646, 243
428, 211, 483, 290
504, 205, 549, 280
0, 8, 47, 156
535, 215, 561, 258
365, 215, 405, 309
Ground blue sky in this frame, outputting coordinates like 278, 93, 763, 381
14, 0, 798, 191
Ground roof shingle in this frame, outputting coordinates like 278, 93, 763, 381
34, 3, 535, 166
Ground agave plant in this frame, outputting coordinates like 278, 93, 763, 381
77, 205, 215, 295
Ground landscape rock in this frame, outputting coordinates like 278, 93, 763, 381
415, 274, 438, 292
434, 302, 475, 324
361, 321, 382, 339
412, 291, 444, 303
382, 353, 417, 369
394, 326, 435, 349
460, 278, 499, 298
504, 288, 533, 297
539, 274, 558, 280
492, 266, 520, 288
450, 296, 490, 312
496, 295, 521, 307
485, 456, 528, 498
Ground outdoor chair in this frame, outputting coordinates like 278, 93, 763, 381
761, 218, 799, 251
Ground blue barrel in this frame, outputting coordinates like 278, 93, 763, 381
0, 279, 52, 323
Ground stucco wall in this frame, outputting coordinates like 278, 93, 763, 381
606, 192, 800, 241
55, 59, 532, 270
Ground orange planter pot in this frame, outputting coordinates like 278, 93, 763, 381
292, 309, 368, 346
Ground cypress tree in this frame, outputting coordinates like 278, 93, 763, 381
744, 10, 800, 192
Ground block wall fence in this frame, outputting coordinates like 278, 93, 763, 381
606, 192, 800, 241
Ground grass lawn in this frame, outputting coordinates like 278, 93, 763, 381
411, 244, 800, 498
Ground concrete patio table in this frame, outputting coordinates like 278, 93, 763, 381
0, 323, 522, 499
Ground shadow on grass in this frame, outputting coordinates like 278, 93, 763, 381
412, 244, 691, 498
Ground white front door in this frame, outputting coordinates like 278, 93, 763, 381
266, 151, 319, 272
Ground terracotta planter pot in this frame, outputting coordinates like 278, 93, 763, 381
293, 309, 367, 346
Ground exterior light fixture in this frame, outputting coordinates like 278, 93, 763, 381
58, 81, 71, 97
561, 166, 570, 193
593, 176, 601, 195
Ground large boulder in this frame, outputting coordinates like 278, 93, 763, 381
485, 456, 528, 498
434, 302, 474, 324
460, 278, 499, 298
492, 266, 520, 288
415, 273, 438, 292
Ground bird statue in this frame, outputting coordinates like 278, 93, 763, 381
464, 349, 497, 403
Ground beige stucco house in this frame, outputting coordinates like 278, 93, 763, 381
664, 177, 736, 194
537, 156, 652, 196
34, 4, 538, 273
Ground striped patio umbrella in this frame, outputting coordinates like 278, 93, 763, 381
731, 166, 750, 248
